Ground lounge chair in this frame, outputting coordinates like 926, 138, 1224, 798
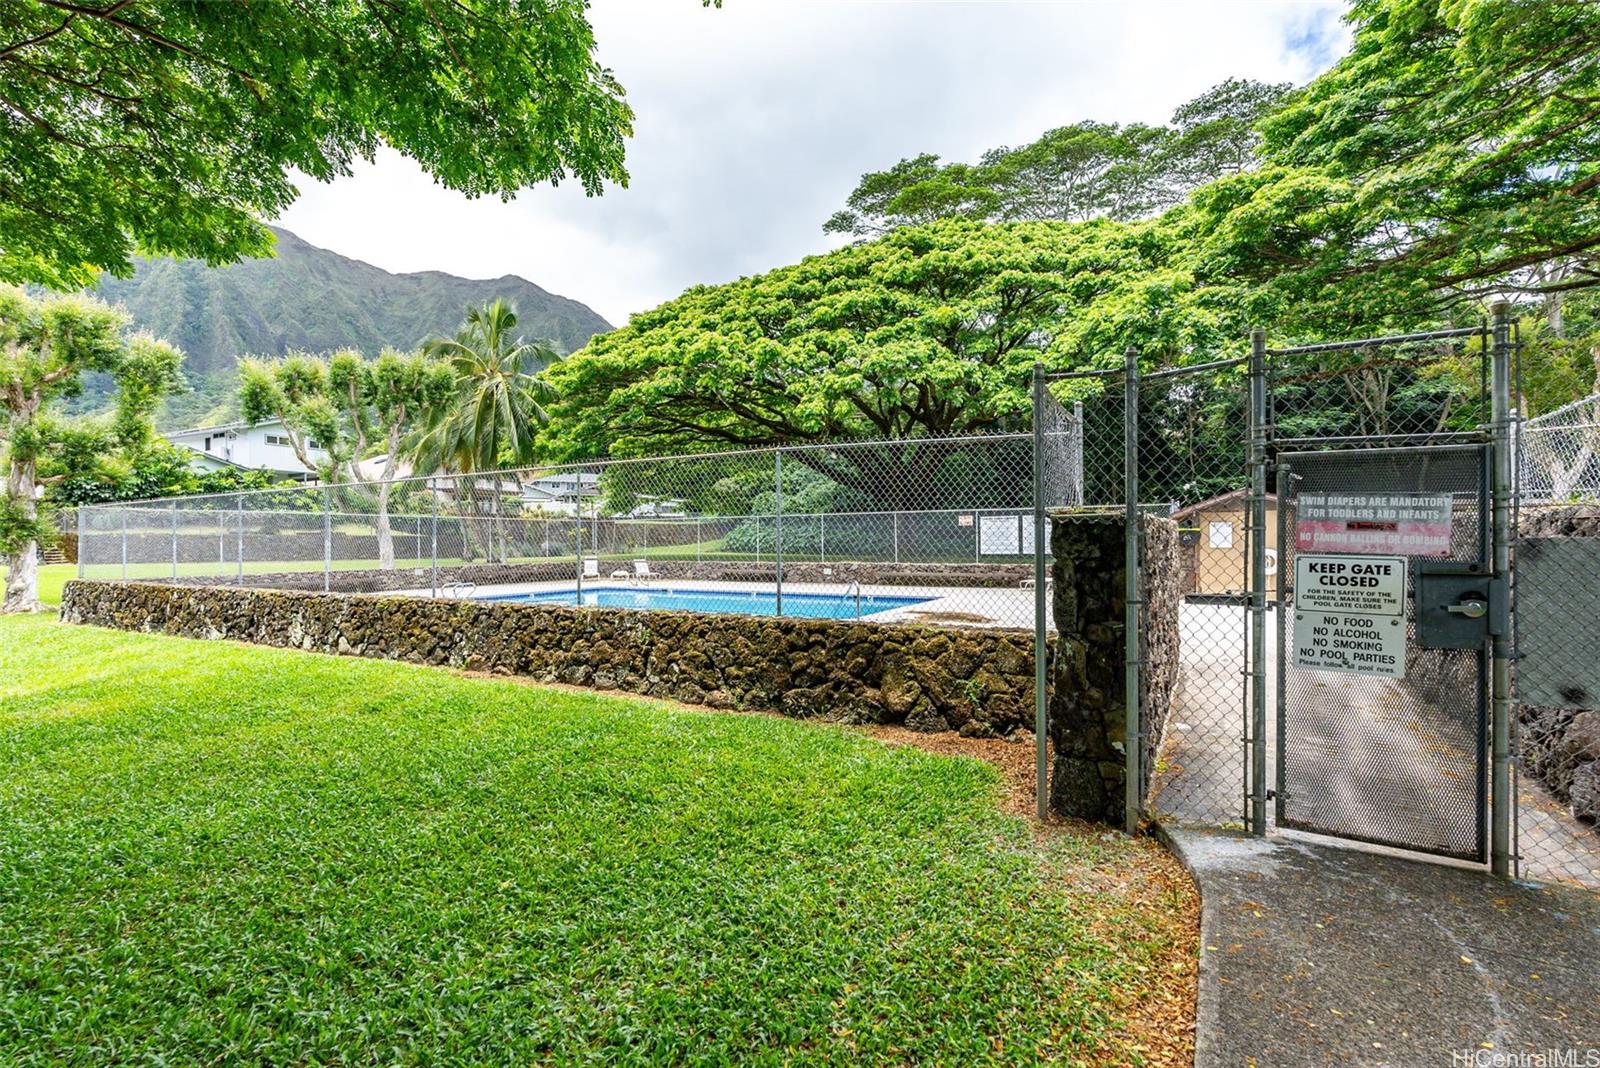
633, 559, 655, 585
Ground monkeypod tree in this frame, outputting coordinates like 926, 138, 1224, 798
543, 218, 1199, 509
0, 287, 182, 612
823, 79, 1290, 238
1192, 0, 1600, 330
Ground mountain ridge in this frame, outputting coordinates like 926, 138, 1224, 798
87, 226, 613, 426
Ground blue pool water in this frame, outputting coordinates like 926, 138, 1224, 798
483, 586, 930, 620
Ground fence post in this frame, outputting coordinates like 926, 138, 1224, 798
1072, 400, 1086, 506
696, 518, 702, 564
170, 500, 178, 580
819, 514, 825, 564
322, 489, 332, 593
1490, 302, 1514, 878
76, 507, 85, 580
120, 509, 128, 581
430, 484, 439, 598
236, 496, 244, 583
1248, 328, 1269, 837
1123, 347, 1141, 835
774, 451, 784, 616
892, 511, 900, 564
1032, 362, 1049, 822
574, 476, 584, 601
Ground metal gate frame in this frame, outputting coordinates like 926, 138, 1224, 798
1245, 303, 1518, 875
1272, 443, 1492, 861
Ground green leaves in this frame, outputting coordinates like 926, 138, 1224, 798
824, 80, 1291, 238
1218, 0, 1600, 317
542, 215, 1242, 462
415, 298, 559, 474
0, 0, 634, 287
0, 288, 184, 608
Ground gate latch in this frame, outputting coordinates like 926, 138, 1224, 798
1414, 560, 1507, 650
1446, 595, 1488, 619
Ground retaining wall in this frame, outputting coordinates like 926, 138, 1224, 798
59, 580, 1046, 736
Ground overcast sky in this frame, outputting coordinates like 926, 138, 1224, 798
274, 0, 1351, 328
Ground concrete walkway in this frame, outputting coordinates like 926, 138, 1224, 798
1165, 828, 1600, 1067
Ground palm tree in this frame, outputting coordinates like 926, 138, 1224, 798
412, 299, 559, 561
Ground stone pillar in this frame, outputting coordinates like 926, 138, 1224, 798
1047, 511, 1180, 826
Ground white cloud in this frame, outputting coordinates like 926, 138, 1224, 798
274, 0, 1350, 327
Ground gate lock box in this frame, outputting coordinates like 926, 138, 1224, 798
1413, 559, 1508, 650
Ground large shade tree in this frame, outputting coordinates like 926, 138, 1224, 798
1, 287, 182, 612
542, 219, 1198, 507
1191, 0, 1600, 332
823, 79, 1290, 238
0, 0, 635, 289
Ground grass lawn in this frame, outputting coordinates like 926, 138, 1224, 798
0, 608, 1193, 1065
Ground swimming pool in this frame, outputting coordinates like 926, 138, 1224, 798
482, 586, 930, 620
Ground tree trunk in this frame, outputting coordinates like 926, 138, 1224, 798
375, 478, 395, 570
3, 456, 43, 614
1546, 290, 1566, 338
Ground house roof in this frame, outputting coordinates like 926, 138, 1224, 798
165, 419, 275, 437
1171, 488, 1278, 519
175, 444, 254, 471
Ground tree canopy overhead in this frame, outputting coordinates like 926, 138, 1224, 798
0, 0, 634, 289
1191, 0, 1600, 324
543, 218, 1184, 460
553, 0, 1600, 467
823, 79, 1291, 238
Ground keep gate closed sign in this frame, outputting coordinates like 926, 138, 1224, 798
1292, 554, 1407, 678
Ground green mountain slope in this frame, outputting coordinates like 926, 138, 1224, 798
88, 226, 612, 425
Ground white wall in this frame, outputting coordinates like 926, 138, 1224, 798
166, 422, 328, 476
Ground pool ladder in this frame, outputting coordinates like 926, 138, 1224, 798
845, 580, 862, 618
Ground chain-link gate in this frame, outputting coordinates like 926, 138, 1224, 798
1028, 307, 1599, 887
1275, 445, 1490, 861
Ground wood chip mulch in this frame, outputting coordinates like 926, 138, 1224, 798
861, 725, 1199, 1068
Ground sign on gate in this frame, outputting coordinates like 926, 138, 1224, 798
1295, 492, 1453, 556
1292, 554, 1407, 678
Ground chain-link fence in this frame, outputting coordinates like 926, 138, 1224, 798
1132, 363, 1253, 829
1519, 393, 1600, 503
77, 429, 1085, 631
1511, 329, 1600, 888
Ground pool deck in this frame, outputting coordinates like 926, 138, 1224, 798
386, 577, 1043, 630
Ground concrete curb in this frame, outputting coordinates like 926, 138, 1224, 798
1148, 819, 1229, 1068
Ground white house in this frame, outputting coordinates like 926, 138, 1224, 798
520, 471, 601, 515
164, 419, 329, 480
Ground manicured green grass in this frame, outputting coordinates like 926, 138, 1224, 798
0, 616, 1187, 1064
